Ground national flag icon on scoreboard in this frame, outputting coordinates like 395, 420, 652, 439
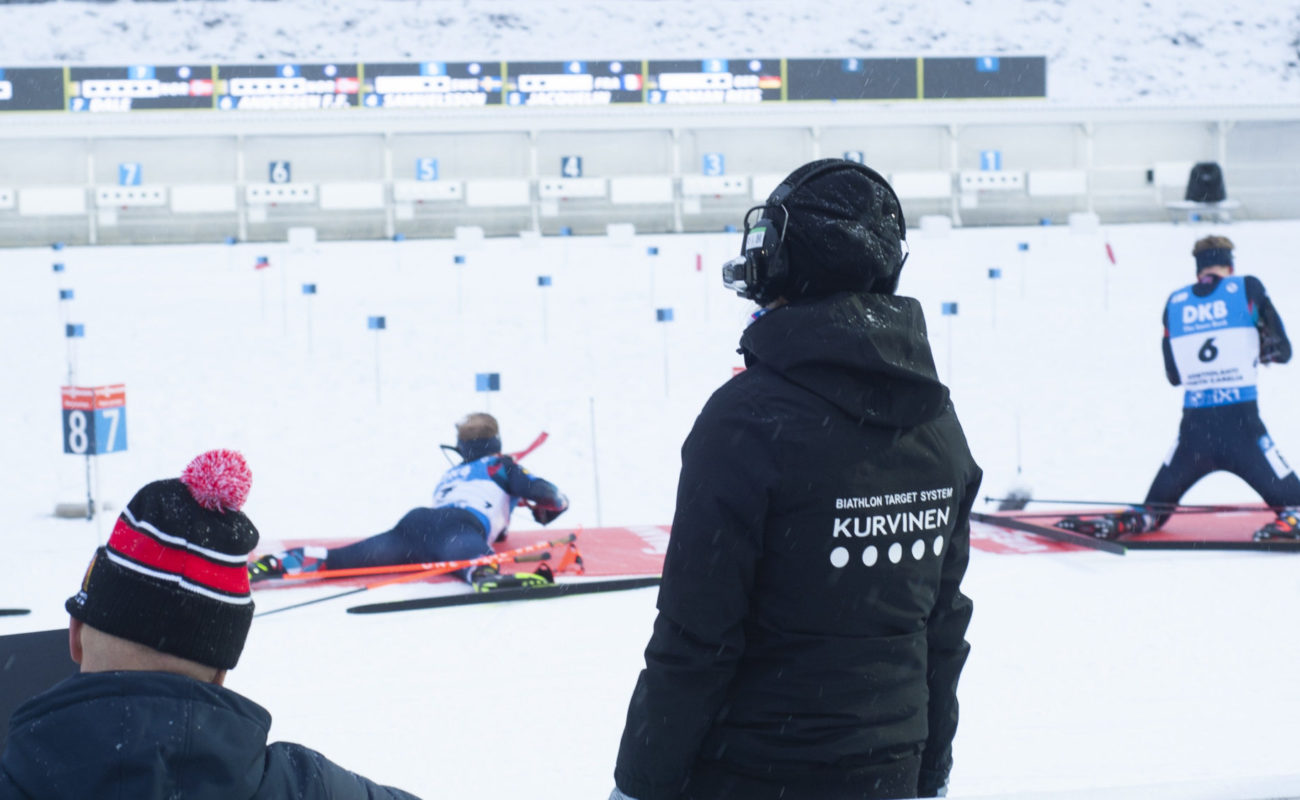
302, 283, 317, 295
475, 373, 500, 392
537, 276, 552, 287
988, 268, 1002, 279
59, 289, 74, 300
254, 256, 270, 270
941, 302, 959, 316
656, 308, 674, 322
367, 315, 386, 330
66, 323, 85, 338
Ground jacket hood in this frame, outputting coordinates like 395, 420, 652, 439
2, 671, 271, 800
739, 292, 949, 428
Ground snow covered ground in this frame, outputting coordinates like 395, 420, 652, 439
4, 221, 1300, 797
1, 0, 1298, 107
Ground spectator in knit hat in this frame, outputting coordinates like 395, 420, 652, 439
611, 159, 982, 800
0, 450, 421, 800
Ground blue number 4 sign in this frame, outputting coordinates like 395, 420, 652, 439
118, 163, 142, 186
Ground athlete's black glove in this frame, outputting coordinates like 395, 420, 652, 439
531, 503, 565, 525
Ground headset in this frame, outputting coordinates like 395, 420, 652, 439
721, 159, 908, 304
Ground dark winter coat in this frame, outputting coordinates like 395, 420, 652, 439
0, 671, 421, 800
614, 291, 981, 800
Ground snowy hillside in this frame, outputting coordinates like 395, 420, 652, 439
1, 0, 1298, 106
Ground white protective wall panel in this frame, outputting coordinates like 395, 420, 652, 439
609, 176, 673, 204
1028, 169, 1089, 197
750, 173, 786, 201
393, 180, 463, 202
19, 186, 86, 216
1153, 161, 1196, 189
889, 171, 953, 200
319, 181, 386, 211
465, 179, 531, 207
95, 185, 168, 208
170, 184, 238, 214
681, 175, 748, 197
538, 177, 607, 200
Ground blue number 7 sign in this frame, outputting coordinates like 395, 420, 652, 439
118, 163, 142, 186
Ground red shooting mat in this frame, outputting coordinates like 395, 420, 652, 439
253, 525, 668, 591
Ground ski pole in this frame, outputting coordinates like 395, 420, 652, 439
984, 496, 1279, 514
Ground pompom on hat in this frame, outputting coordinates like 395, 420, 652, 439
66, 450, 260, 670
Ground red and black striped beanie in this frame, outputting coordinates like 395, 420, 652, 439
66, 450, 258, 670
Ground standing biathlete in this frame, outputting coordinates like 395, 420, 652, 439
249, 413, 569, 586
1062, 236, 1300, 540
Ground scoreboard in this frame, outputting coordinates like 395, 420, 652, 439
216, 64, 359, 110
363, 62, 503, 108
646, 59, 782, 105
69, 65, 212, 112
0, 56, 1045, 114
505, 60, 642, 106
0, 67, 64, 112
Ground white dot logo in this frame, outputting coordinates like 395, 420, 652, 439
933, 536, 945, 556
862, 546, 878, 567
830, 547, 849, 568
888, 542, 903, 564
911, 540, 925, 560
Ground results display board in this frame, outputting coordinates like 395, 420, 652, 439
69, 65, 213, 112
0, 67, 65, 112
0, 57, 1045, 113
645, 59, 783, 105
215, 64, 360, 110
504, 60, 642, 106
362, 61, 503, 108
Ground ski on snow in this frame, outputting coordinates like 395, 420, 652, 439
972, 511, 1127, 555
346, 576, 661, 614
973, 512, 1300, 553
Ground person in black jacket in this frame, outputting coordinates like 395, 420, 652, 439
611, 159, 981, 800
0, 450, 420, 800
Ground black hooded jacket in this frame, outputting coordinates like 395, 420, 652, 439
0, 671, 420, 800
614, 292, 980, 800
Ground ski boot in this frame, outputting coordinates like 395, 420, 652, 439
472, 562, 555, 593
247, 547, 324, 582
1253, 510, 1300, 541
248, 554, 286, 583
1056, 511, 1149, 540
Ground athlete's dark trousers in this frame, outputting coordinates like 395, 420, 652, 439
1144, 401, 1300, 526
323, 506, 491, 577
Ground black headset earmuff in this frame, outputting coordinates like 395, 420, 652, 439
723, 160, 908, 303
